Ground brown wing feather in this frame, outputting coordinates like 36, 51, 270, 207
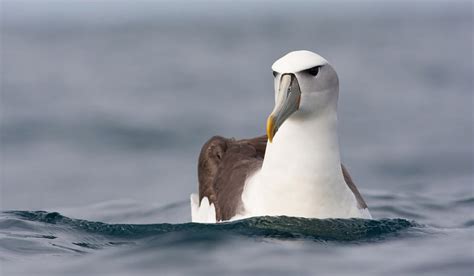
341, 164, 368, 209
198, 134, 368, 221
198, 135, 267, 221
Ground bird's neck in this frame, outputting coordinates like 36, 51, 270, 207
262, 108, 342, 178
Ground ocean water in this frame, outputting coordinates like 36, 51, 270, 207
1, 0, 473, 275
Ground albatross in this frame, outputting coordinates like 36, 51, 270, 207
191, 50, 371, 223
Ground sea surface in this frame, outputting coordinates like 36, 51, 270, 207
1, 0, 473, 275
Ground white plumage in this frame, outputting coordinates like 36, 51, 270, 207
191, 51, 371, 223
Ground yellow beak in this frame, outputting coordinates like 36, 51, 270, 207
266, 73, 301, 143
266, 114, 275, 142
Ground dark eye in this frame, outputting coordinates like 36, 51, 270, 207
272, 71, 278, 77
305, 66, 320, 76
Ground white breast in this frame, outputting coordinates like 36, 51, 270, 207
239, 113, 371, 220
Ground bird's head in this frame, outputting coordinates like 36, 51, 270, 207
267, 50, 339, 142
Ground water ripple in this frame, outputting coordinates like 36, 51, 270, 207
2, 210, 418, 247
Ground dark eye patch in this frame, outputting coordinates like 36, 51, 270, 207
272, 71, 278, 77
305, 66, 321, 76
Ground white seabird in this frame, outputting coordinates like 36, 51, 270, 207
191, 50, 372, 223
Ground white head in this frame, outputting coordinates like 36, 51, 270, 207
267, 50, 339, 142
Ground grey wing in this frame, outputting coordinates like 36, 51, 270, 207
341, 164, 368, 209
198, 135, 267, 221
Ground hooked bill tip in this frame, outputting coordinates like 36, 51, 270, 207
266, 115, 275, 143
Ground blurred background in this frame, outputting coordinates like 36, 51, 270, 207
1, 1, 473, 275
1, 0, 472, 220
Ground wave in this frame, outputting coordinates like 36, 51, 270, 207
1, 211, 417, 247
